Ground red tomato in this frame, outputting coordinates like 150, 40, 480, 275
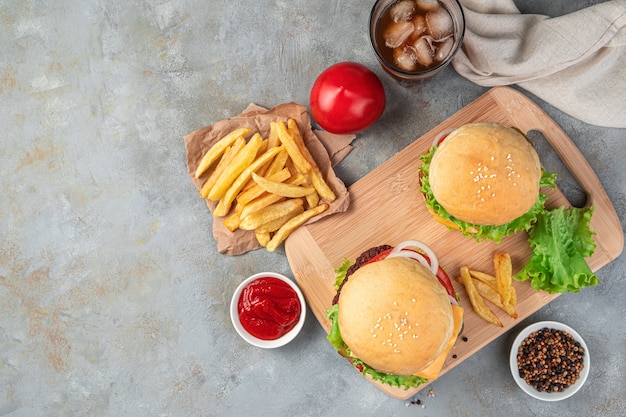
309, 62, 386, 134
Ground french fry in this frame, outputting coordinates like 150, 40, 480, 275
251, 172, 315, 198
460, 266, 503, 327
239, 174, 307, 219
469, 269, 497, 289
494, 253, 513, 306
286, 118, 336, 201
223, 212, 241, 232
240, 193, 286, 220
199, 136, 245, 198
309, 170, 336, 202
255, 207, 304, 233
196, 119, 338, 252
236, 167, 291, 206
470, 269, 518, 306
266, 203, 329, 252
509, 284, 517, 306
239, 199, 304, 231
207, 133, 263, 201
267, 121, 281, 149
195, 127, 252, 178
264, 147, 290, 178
475, 279, 518, 319
457, 276, 518, 319
213, 145, 283, 216
255, 230, 271, 247
305, 187, 320, 208
275, 120, 312, 174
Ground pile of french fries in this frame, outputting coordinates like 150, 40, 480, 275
457, 253, 518, 327
195, 118, 335, 252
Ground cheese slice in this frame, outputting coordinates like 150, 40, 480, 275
427, 206, 478, 234
415, 304, 464, 380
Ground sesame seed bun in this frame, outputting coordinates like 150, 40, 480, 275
337, 257, 453, 376
428, 123, 542, 226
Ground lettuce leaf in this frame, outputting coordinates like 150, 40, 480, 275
326, 304, 428, 390
514, 206, 598, 293
418, 145, 557, 243
333, 258, 354, 290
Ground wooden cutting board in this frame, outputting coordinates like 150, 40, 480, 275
284, 86, 623, 400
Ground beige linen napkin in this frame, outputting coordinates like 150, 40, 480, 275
453, 0, 626, 128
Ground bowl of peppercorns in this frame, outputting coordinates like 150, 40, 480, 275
509, 321, 590, 401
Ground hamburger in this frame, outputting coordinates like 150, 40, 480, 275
418, 122, 557, 242
326, 241, 464, 390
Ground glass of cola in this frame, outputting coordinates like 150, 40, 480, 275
369, 0, 465, 80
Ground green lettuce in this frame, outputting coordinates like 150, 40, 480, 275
514, 206, 598, 293
418, 145, 557, 243
326, 304, 428, 390
333, 258, 354, 290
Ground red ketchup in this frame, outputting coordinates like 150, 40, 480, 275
237, 277, 301, 340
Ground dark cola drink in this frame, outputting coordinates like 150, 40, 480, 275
375, 0, 457, 73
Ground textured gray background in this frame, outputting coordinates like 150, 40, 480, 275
1, 0, 624, 416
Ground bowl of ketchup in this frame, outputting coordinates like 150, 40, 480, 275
230, 272, 306, 348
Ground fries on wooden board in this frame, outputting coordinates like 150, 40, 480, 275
457, 253, 518, 326
195, 119, 335, 252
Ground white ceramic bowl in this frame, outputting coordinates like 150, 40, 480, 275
509, 321, 590, 401
230, 272, 306, 349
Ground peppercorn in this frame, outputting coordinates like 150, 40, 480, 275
516, 328, 585, 393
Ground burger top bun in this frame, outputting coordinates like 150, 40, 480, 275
429, 122, 542, 226
338, 257, 453, 376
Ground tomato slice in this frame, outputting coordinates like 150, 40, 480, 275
434, 265, 456, 299
365, 248, 393, 265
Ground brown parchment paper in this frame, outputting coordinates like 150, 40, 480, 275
183, 102, 355, 255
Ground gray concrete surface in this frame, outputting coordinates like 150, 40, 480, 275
1, 0, 624, 416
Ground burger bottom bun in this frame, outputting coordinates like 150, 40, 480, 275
338, 257, 454, 376
429, 122, 541, 226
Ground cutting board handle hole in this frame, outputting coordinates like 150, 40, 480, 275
526, 130, 587, 209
